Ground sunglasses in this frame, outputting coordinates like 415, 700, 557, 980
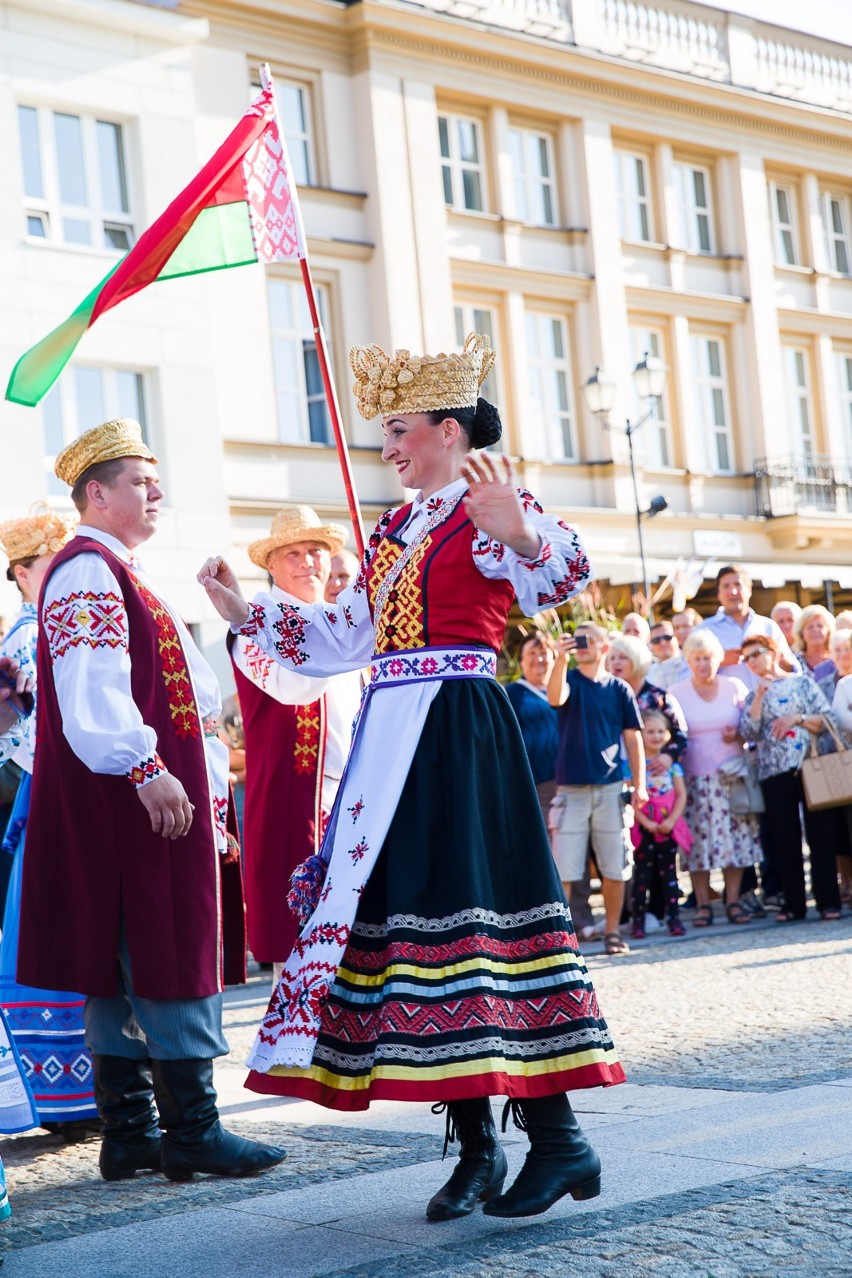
742, 648, 770, 661
649, 634, 674, 645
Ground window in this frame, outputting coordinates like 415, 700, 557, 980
454, 304, 500, 406
673, 162, 714, 254
525, 312, 576, 461
769, 181, 798, 266
629, 326, 670, 468
18, 106, 133, 250
438, 114, 484, 212
690, 335, 733, 474
614, 150, 652, 243
507, 127, 557, 227
782, 347, 814, 457
820, 192, 851, 275
42, 368, 147, 496
836, 352, 852, 461
268, 278, 331, 444
251, 79, 315, 186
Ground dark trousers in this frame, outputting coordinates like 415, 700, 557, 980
760, 770, 842, 917
631, 836, 680, 923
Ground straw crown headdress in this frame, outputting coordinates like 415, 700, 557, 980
349, 332, 495, 420
54, 418, 158, 487
0, 504, 75, 563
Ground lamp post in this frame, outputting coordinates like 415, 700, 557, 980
582, 354, 669, 621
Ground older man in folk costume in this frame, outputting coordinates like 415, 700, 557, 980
0, 507, 100, 1136
200, 334, 625, 1223
18, 419, 284, 1183
229, 506, 362, 981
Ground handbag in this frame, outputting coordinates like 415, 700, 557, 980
801, 717, 852, 811
717, 752, 765, 816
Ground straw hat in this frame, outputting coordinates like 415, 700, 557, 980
349, 331, 495, 421
55, 418, 158, 487
248, 505, 348, 570
0, 504, 75, 564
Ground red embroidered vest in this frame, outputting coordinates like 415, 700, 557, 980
227, 633, 326, 963
20, 538, 244, 1000
365, 499, 515, 654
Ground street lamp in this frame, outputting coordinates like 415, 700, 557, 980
582, 354, 669, 620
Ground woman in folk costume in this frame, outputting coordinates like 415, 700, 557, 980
0, 653, 42, 1219
0, 508, 99, 1135
199, 333, 625, 1221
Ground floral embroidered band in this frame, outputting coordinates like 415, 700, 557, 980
370, 646, 496, 687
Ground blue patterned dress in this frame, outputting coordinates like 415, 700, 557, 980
0, 604, 96, 1127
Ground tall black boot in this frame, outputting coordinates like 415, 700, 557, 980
151, 1058, 286, 1182
93, 1054, 162, 1182
426, 1099, 508, 1222
482, 1095, 601, 1218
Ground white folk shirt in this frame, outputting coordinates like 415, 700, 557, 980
232, 584, 363, 812
0, 603, 38, 773
42, 526, 230, 852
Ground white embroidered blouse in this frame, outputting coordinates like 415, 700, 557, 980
0, 603, 38, 773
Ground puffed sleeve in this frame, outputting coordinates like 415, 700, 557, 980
470, 488, 592, 617
42, 555, 165, 788
232, 634, 337, 704
233, 513, 394, 677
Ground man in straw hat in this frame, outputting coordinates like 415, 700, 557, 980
18, 419, 285, 1183
0, 505, 102, 1137
229, 506, 362, 984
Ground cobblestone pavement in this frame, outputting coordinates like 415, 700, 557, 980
1, 912, 850, 1275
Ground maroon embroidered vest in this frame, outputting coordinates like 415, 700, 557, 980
19, 537, 242, 1000
228, 633, 326, 963
365, 500, 515, 654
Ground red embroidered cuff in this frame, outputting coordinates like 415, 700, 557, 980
237, 603, 265, 638
518, 538, 552, 571
127, 753, 167, 788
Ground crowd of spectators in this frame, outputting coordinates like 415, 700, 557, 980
509, 564, 852, 952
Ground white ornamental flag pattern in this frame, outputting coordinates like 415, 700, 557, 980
241, 120, 305, 264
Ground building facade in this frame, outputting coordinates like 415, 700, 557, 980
3, 0, 852, 674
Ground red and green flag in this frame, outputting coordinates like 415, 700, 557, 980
6, 86, 305, 407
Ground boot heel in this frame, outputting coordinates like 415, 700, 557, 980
478, 1176, 506, 1203
163, 1167, 194, 1183
570, 1174, 601, 1202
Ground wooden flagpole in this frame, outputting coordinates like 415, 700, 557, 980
260, 64, 366, 558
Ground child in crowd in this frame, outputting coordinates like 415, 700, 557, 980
630, 711, 692, 938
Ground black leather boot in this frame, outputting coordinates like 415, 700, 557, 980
151, 1058, 286, 1181
482, 1095, 601, 1218
426, 1099, 508, 1222
93, 1054, 162, 1182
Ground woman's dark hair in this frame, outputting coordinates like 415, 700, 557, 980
425, 398, 502, 450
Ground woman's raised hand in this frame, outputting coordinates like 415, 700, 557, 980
197, 557, 250, 628
461, 452, 540, 558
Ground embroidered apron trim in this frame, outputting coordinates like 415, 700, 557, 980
370, 646, 496, 687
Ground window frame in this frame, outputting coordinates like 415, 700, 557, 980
437, 111, 486, 214
267, 275, 333, 446
820, 190, 852, 276
690, 333, 734, 475
524, 309, 577, 463
673, 160, 715, 255
628, 324, 672, 469
506, 124, 558, 228
768, 179, 799, 267
42, 366, 149, 497
782, 345, 815, 457
835, 350, 852, 463
614, 148, 653, 244
251, 75, 317, 188
17, 104, 134, 251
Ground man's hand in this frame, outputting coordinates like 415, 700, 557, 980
137, 773, 194, 839
197, 557, 250, 628
647, 752, 673, 776
630, 784, 650, 808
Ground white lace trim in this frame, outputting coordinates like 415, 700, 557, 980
312, 1026, 610, 1071
351, 901, 568, 938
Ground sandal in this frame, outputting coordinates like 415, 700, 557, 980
820, 908, 841, 921
603, 932, 630, 955
774, 911, 805, 924
692, 905, 714, 928
725, 903, 752, 926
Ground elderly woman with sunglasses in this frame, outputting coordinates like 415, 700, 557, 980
739, 633, 842, 922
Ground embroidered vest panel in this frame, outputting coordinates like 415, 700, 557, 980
366, 502, 515, 654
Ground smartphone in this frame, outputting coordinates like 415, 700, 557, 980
574, 634, 589, 650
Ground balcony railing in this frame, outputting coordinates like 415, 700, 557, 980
754, 455, 852, 517
409, 0, 852, 114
